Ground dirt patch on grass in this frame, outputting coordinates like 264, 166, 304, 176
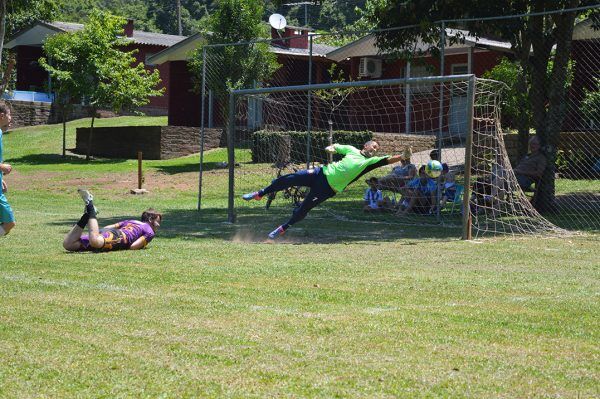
5, 169, 201, 193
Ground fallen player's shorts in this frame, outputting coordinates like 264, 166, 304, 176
0, 193, 14, 223
80, 228, 129, 251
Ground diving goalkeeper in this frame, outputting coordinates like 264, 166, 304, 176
242, 140, 404, 239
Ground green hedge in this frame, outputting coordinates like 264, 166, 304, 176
251, 130, 373, 164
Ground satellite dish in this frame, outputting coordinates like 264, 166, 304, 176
269, 13, 287, 30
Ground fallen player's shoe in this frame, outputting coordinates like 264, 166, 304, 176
78, 188, 94, 205
78, 188, 99, 215
268, 225, 286, 239
242, 191, 263, 201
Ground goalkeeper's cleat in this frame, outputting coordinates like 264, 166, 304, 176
268, 225, 286, 239
242, 191, 263, 201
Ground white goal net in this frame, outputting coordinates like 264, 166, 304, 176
224, 76, 563, 238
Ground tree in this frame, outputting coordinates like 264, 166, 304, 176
147, 0, 211, 35
364, 0, 598, 211
483, 56, 574, 134
188, 0, 279, 120
318, 0, 346, 31
581, 77, 600, 129
40, 10, 163, 160
39, 33, 81, 157
314, 64, 356, 161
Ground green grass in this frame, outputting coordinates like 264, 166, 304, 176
0, 117, 598, 397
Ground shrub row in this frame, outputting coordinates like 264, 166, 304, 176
251, 130, 373, 164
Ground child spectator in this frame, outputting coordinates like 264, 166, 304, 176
439, 169, 457, 208
363, 177, 384, 212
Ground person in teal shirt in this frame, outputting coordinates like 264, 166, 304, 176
243, 140, 405, 239
0, 102, 15, 237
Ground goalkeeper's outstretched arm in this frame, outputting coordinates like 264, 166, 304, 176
386, 154, 405, 165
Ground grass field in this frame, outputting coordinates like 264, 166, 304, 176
0, 117, 598, 397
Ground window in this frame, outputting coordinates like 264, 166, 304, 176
406, 64, 436, 93
452, 64, 469, 75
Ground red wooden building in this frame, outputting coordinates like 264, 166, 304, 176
5, 20, 185, 115
147, 26, 337, 127
325, 29, 511, 136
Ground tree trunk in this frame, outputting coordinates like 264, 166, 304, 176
514, 42, 531, 162
528, 10, 557, 212
62, 105, 66, 157
177, 0, 182, 36
535, 9, 577, 212
86, 109, 96, 161
0, 52, 14, 95
0, 0, 6, 68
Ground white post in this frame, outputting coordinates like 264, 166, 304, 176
208, 90, 214, 128
468, 47, 473, 73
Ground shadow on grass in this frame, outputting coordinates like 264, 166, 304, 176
10, 153, 129, 166
156, 207, 462, 244
48, 206, 463, 245
154, 162, 228, 175
541, 192, 600, 232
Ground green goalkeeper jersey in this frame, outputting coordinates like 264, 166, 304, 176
323, 144, 389, 192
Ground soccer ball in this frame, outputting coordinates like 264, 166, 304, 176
425, 160, 443, 178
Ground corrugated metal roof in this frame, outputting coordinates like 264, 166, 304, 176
327, 29, 513, 62
130, 30, 186, 47
47, 21, 84, 32
46, 21, 186, 47
270, 43, 337, 57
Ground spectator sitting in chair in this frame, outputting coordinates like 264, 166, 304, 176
514, 136, 546, 191
439, 169, 457, 208
375, 147, 416, 192
397, 165, 437, 216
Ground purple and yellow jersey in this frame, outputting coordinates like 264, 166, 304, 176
114, 220, 155, 246
80, 220, 155, 251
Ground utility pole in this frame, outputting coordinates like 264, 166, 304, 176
284, 1, 315, 27
176, 0, 182, 35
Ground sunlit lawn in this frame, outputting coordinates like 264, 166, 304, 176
0, 117, 598, 397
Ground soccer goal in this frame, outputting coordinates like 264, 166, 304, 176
222, 75, 562, 239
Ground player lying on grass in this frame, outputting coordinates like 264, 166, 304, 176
63, 189, 161, 252
243, 140, 405, 239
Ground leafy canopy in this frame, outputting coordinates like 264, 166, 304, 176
188, 0, 279, 94
40, 9, 163, 113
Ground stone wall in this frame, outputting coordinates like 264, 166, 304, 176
75, 126, 225, 159
504, 132, 600, 165
374, 132, 437, 155
6, 100, 53, 129
160, 127, 223, 159
76, 126, 163, 159
5, 100, 92, 129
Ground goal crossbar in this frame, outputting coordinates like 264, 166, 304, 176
231, 74, 475, 96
